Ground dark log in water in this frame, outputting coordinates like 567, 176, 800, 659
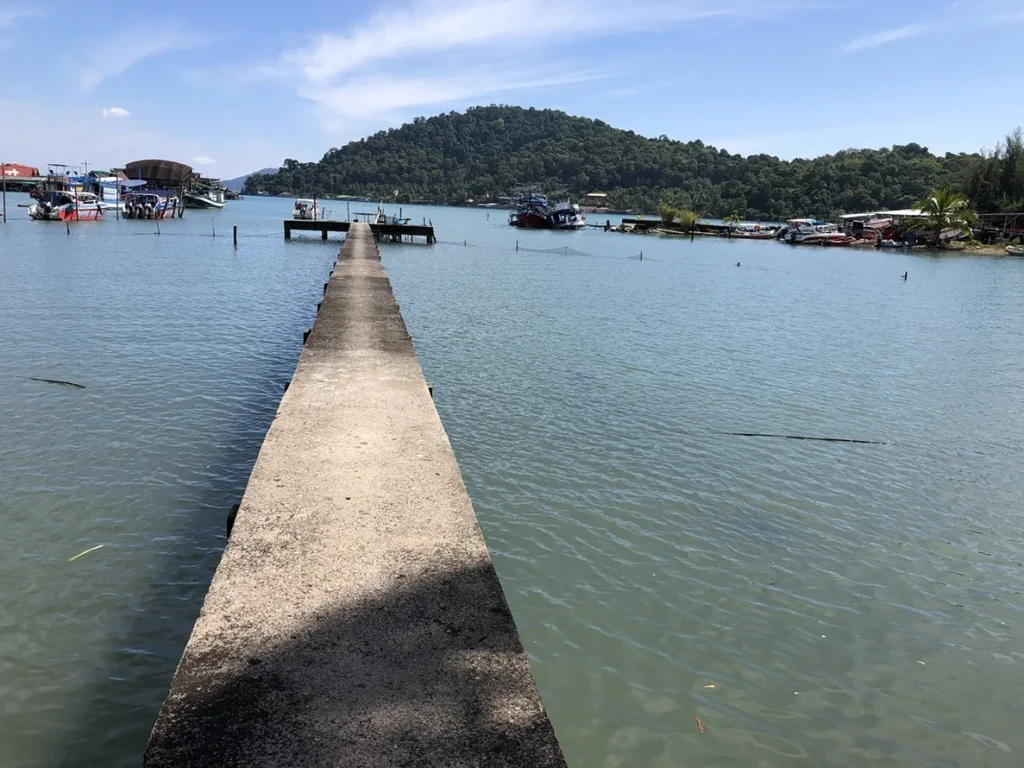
19, 377, 87, 389
717, 432, 889, 445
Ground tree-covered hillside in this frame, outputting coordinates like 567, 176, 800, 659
244, 106, 984, 219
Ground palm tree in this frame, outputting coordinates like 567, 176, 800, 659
907, 188, 976, 246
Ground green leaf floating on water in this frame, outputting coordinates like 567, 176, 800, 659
67, 544, 105, 563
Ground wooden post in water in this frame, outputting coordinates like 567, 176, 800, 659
233, 225, 238, 248
1, 162, 6, 223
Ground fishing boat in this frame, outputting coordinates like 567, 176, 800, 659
1007, 245, 1024, 256
28, 190, 103, 221
549, 201, 587, 229
508, 193, 550, 228
783, 219, 854, 246
293, 199, 318, 220
123, 191, 180, 219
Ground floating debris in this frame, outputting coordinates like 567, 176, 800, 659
694, 715, 707, 735
717, 432, 890, 445
67, 544, 105, 563
19, 376, 86, 389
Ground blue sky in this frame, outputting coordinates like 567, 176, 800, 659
1, 0, 1020, 178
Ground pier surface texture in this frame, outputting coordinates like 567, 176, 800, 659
144, 223, 564, 767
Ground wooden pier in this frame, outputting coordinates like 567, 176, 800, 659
284, 219, 435, 244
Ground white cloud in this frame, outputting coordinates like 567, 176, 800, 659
302, 69, 605, 124
841, 23, 931, 54
79, 21, 215, 91
275, 0, 732, 83
101, 106, 131, 119
842, 2, 1024, 54
0, 5, 39, 29
192, 156, 217, 166
258, 0, 801, 132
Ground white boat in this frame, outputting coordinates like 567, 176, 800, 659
784, 219, 854, 246
28, 190, 104, 221
1007, 245, 1024, 256
293, 199, 319, 220
185, 189, 226, 209
549, 201, 587, 229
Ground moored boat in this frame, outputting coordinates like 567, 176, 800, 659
28, 190, 103, 221
184, 189, 226, 209
293, 199, 319, 220
783, 219, 854, 246
123, 191, 180, 219
549, 201, 586, 229
1007, 245, 1024, 256
509, 193, 550, 228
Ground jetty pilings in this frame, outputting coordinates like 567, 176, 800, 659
144, 223, 563, 767
284, 218, 436, 243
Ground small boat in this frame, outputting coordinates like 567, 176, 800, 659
28, 190, 103, 221
549, 201, 587, 230
509, 193, 550, 228
123, 191, 180, 219
783, 219, 854, 246
293, 198, 318, 220
729, 226, 775, 239
1007, 245, 1024, 256
185, 188, 226, 210
878, 239, 907, 249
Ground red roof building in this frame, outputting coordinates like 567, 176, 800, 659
2, 163, 41, 178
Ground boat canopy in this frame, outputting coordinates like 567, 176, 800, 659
839, 209, 925, 219
124, 159, 194, 186
99, 179, 147, 188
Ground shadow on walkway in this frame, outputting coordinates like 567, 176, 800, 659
143, 561, 565, 767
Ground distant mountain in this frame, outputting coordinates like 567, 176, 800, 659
241, 105, 990, 219
223, 167, 277, 192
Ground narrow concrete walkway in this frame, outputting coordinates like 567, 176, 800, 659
145, 223, 565, 766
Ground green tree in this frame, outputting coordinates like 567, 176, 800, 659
658, 203, 678, 224
678, 209, 699, 231
907, 189, 976, 246
240, 105, 986, 218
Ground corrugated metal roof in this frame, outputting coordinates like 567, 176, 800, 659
124, 159, 195, 185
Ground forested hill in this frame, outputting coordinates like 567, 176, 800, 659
243, 105, 978, 219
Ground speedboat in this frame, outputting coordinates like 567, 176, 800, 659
123, 191, 180, 219
28, 190, 103, 221
185, 188, 226, 209
784, 219, 854, 246
293, 199, 318, 220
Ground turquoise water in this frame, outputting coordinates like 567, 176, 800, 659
2, 196, 1024, 766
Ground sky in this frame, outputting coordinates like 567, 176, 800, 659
1, 0, 1021, 178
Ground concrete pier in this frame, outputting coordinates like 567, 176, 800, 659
145, 223, 564, 766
